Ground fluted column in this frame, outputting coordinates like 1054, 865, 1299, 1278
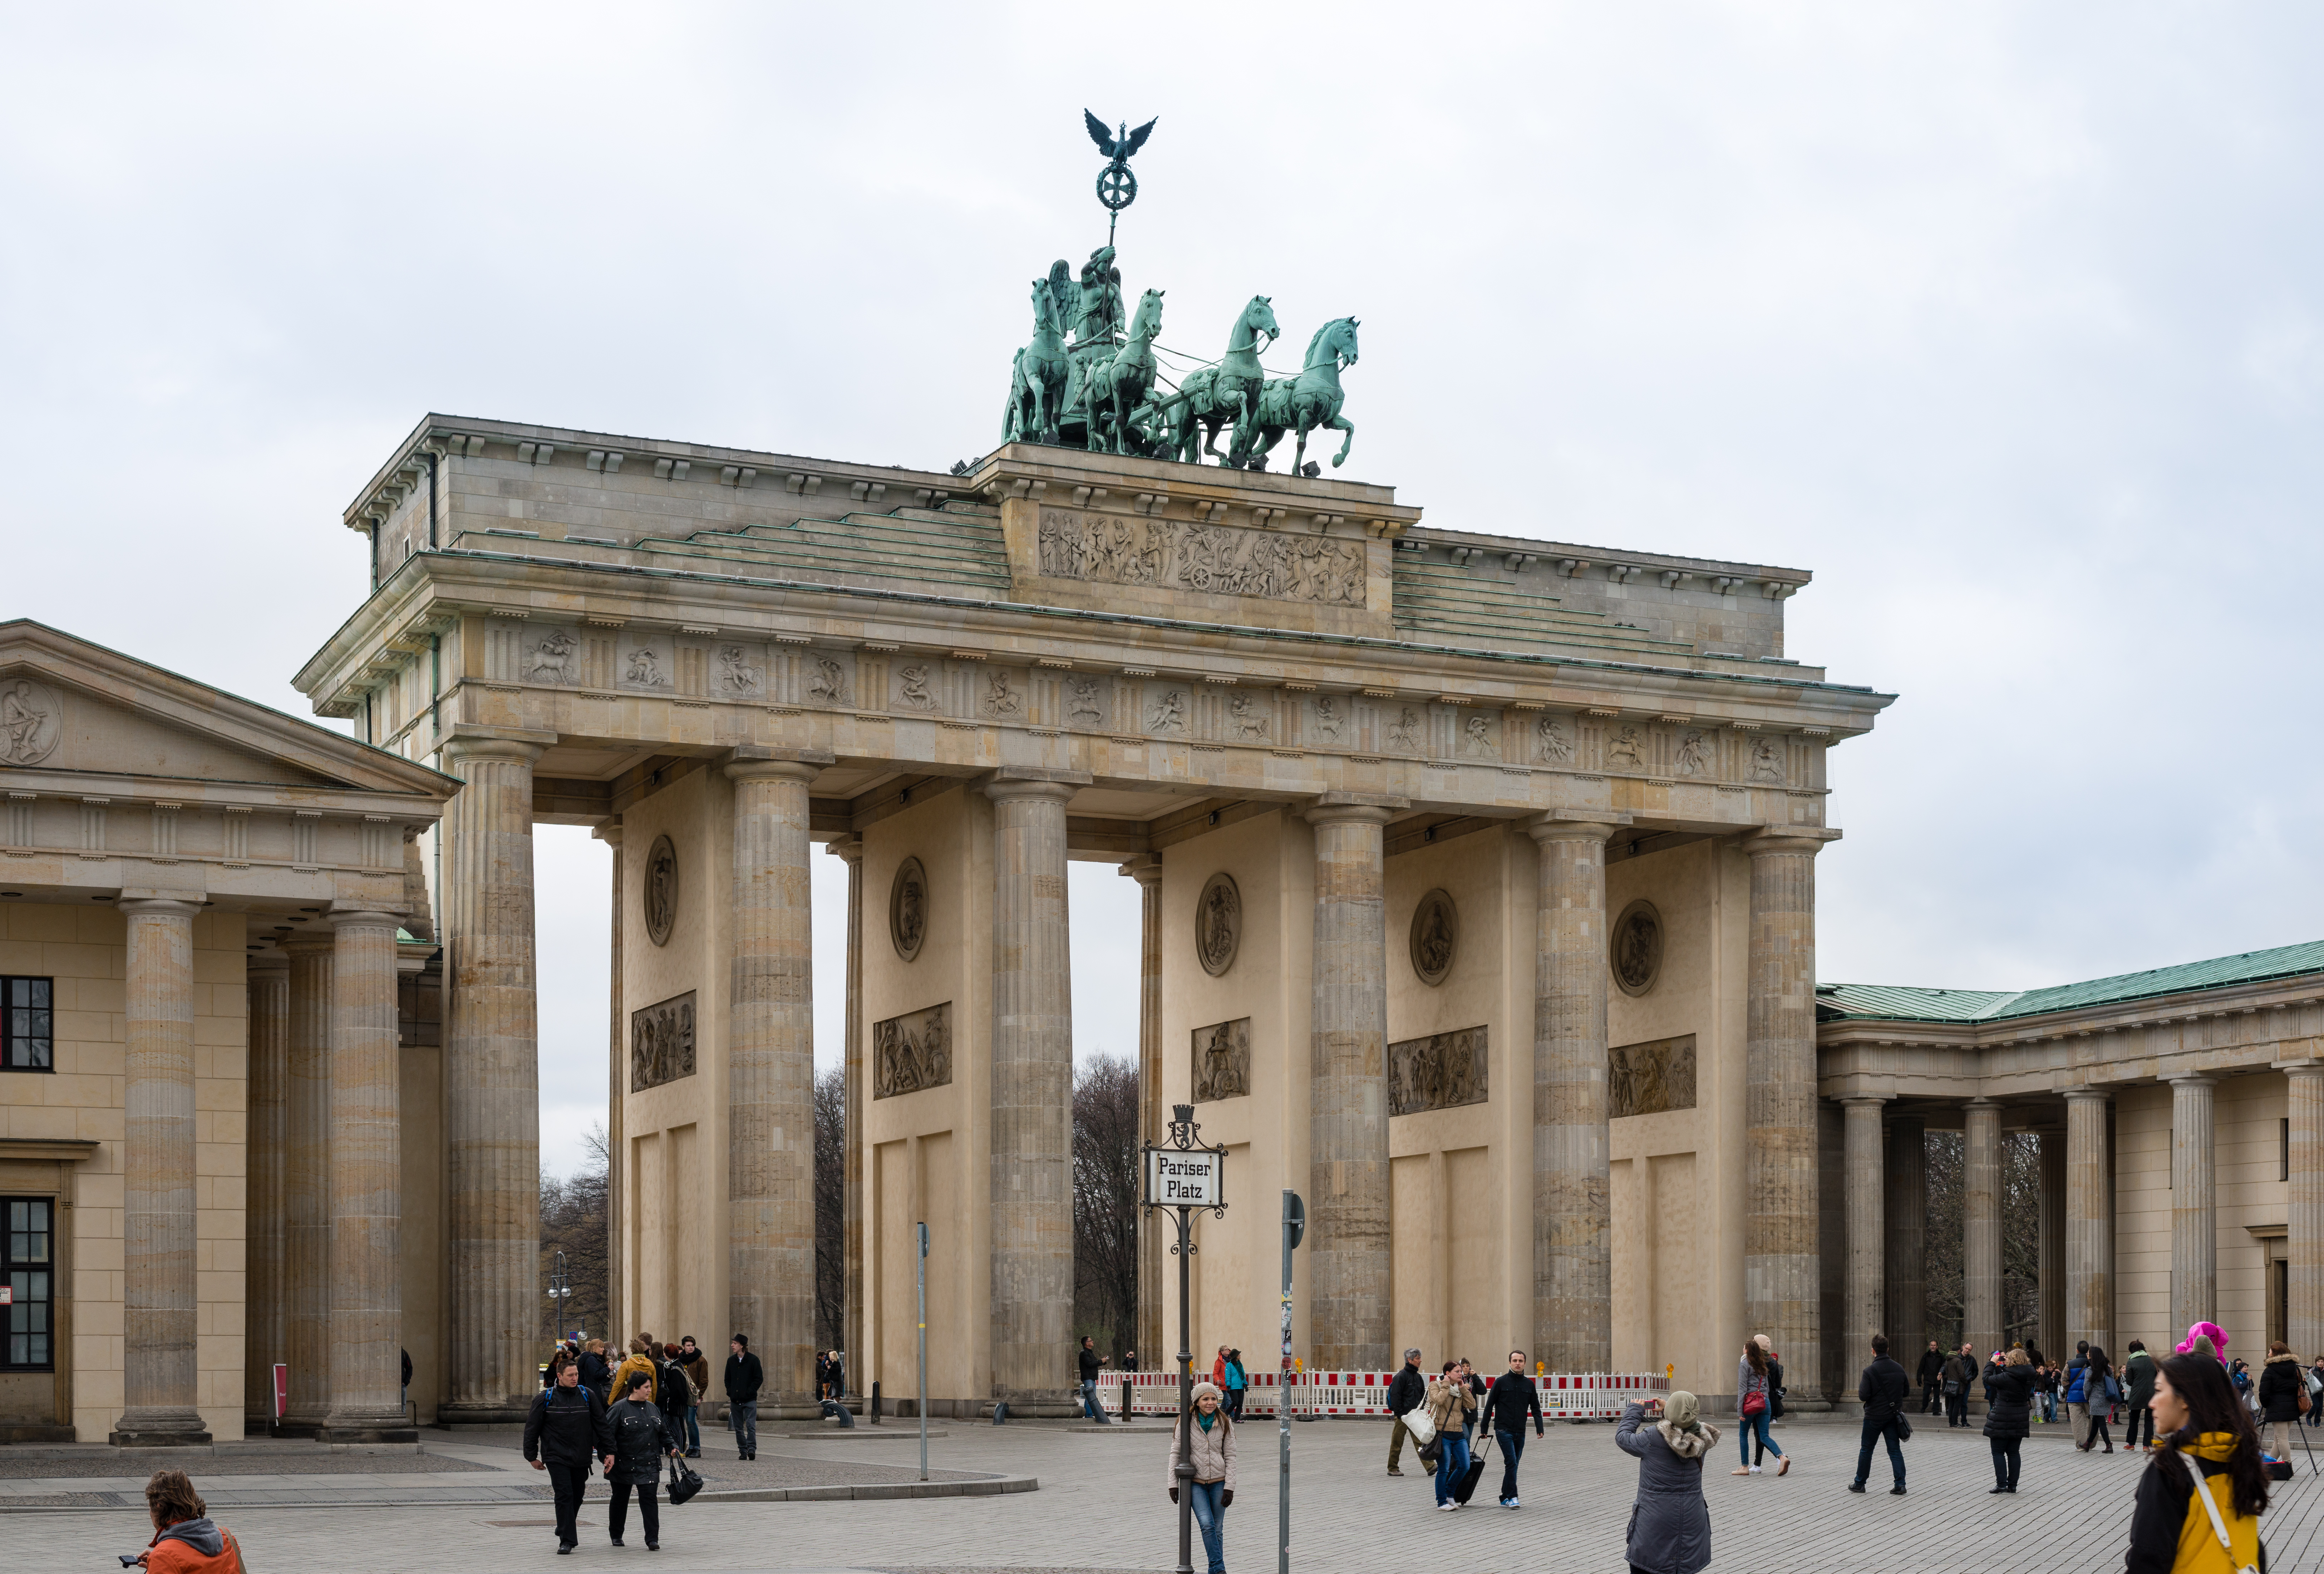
245, 956, 289, 1430
597, 821, 623, 1344
1842, 1097, 1887, 1374
2288, 1064, 2324, 1365
439, 733, 546, 1422
2065, 1088, 2111, 1354
988, 774, 1078, 1410
2170, 1076, 2217, 1339
1527, 816, 1619, 1374
321, 908, 410, 1439
1306, 798, 1395, 1371
726, 753, 821, 1410
1882, 1115, 1926, 1365
1122, 853, 1165, 1371
280, 936, 334, 1432
113, 897, 209, 1445
827, 834, 864, 1391
1742, 830, 1832, 1403
2037, 1131, 2065, 1357
1963, 1099, 2003, 1357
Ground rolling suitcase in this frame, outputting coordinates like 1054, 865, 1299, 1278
1453, 1433, 1492, 1505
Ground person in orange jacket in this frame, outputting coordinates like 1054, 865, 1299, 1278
135, 1469, 244, 1572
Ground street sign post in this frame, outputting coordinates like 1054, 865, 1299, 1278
916, 1221, 930, 1482
1278, 1190, 1304, 1574
1142, 1103, 1227, 1574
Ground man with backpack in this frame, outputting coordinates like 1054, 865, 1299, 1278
524, 1351, 613, 1556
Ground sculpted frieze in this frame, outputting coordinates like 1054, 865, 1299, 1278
874, 1001, 952, 1098
1036, 507, 1367, 607
1191, 1017, 1251, 1103
1609, 1033, 1696, 1118
0, 678, 62, 766
1389, 1025, 1488, 1117
630, 990, 696, 1092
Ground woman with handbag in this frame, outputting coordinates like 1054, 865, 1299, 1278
2121, 1352, 2270, 1574
2255, 1342, 2306, 1460
602, 1368, 685, 1552
1982, 1349, 2037, 1494
2084, 1347, 2118, 1454
1427, 1362, 1477, 1509
1731, 1340, 1787, 1476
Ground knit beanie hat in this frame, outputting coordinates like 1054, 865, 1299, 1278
1664, 1390, 1702, 1432
1191, 1381, 1223, 1406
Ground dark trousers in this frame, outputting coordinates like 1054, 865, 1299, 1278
609, 1480, 659, 1545
1945, 1389, 1968, 1426
1990, 1436, 2022, 1490
1852, 1415, 1905, 1487
2126, 1403, 2155, 1449
1495, 1428, 1526, 1502
2085, 1409, 2112, 1449
1921, 1382, 1941, 1414
545, 1462, 589, 1546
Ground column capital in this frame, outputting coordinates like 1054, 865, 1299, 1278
325, 907, 405, 933
246, 951, 291, 975
2063, 1086, 2113, 1104
1742, 827, 1843, 858
2279, 1058, 2324, 1079
439, 724, 556, 763
592, 819, 623, 849
117, 896, 204, 921
280, 930, 336, 957
2168, 1074, 2218, 1089
824, 833, 864, 864
1117, 852, 1161, 888
1839, 1093, 1892, 1107
725, 744, 835, 784
1526, 810, 1631, 844
1964, 1096, 2003, 1111
983, 767, 1090, 805
1304, 789, 1406, 827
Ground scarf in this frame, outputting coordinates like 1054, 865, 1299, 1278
151, 1517, 225, 1558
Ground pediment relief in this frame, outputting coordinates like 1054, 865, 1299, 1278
0, 678, 342, 788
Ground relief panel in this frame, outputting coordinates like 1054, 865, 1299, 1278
1191, 1017, 1251, 1103
1036, 508, 1368, 607
630, 990, 698, 1092
873, 1001, 952, 1098
1609, 1034, 1697, 1118
1388, 1025, 1488, 1117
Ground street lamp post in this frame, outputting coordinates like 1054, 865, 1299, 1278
1142, 1103, 1227, 1574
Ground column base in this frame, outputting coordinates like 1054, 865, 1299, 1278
269, 1418, 322, 1439
993, 1388, 1080, 1419
110, 1409, 213, 1448
316, 1412, 419, 1445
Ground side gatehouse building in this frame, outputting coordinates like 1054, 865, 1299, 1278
2, 419, 2316, 1441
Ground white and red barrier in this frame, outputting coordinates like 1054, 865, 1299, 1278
1104, 1368, 1669, 1420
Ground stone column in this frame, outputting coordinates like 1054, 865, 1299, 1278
1121, 853, 1165, 1373
439, 733, 547, 1423
827, 834, 865, 1393
2288, 1063, 2324, 1366
1882, 1114, 1926, 1365
1963, 1099, 2003, 1357
2170, 1076, 2217, 1339
1842, 1097, 1888, 1375
726, 751, 823, 1411
244, 956, 290, 1431
280, 936, 334, 1432
1306, 798, 1395, 1372
2037, 1131, 2065, 1358
113, 897, 210, 1445
1527, 816, 1620, 1374
1742, 830, 1833, 1403
597, 821, 623, 1342
2065, 1088, 2112, 1353
987, 774, 1078, 1410
320, 908, 412, 1440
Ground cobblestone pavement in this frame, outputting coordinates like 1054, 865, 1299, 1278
5, 1415, 2322, 1571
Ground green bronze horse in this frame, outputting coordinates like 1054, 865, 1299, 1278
1244, 317, 1359, 472
1086, 288, 1164, 454
1004, 277, 1071, 443
1160, 295, 1279, 466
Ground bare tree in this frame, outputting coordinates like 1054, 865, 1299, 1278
1073, 1054, 1141, 1356
814, 1065, 845, 1356
1922, 1127, 2042, 1353
540, 1123, 611, 1345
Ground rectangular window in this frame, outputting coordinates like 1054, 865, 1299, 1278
2285, 1118, 2293, 1184
2, 977, 53, 1071
5, 1197, 54, 1370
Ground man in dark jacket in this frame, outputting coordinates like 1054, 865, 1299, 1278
724, 1334, 763, 1460
2121, 1340, 2157, 1450
1387, 1347, 1426, 1475
1941, 1344, 1978, 1427
1848, 1335, 1911, 1495
1916, 1341, 1945, 1414
1478, 1350, 1545, 1509
525, 1353, 614, 1554
1076, 1336, 1111, 1423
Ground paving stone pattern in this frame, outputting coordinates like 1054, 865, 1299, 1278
4, 1417, 2322, 1571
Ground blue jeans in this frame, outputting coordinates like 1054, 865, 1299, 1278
1494, 1428, 1526, 1503
1852, 1414, 1904, 1486
681, 1406, 700, 1452
729, 1400, 757, 1454
1079, 1379, 1111, 1423
1189, 1478, 1226, 1573
1434, 1432, 1471, 1504
1738, 1410, 1781, 1465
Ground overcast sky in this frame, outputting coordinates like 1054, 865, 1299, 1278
5, 5, 2318, 1179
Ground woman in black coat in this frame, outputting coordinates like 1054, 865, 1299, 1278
602, 1369, 685, 1551
1982, 1350, 2037, 1493
2083, 1346, 2117, 1454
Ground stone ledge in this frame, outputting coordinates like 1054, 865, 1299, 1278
694, 1472, 1037, 1503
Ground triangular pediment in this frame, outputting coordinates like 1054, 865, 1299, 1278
0, 619, 455, 801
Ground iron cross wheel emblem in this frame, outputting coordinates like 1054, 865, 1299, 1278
1097, 162, 1137, 212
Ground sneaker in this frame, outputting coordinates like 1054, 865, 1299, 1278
1749, 1465, 1763, 1474
1504, 1499, 1520, 1510
1439, 1501, 1459, 1511
1846, 1482, 1865, 1493
1388, 1467, 1404, 1476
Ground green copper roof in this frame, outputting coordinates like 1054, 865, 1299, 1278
1819, 939, 2324, 1024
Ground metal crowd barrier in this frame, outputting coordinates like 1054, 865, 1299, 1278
1104, 1368, 1670, 1420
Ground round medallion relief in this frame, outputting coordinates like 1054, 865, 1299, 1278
0, 678, 63, 766
643, 834, 678, 948
1408, 888, 1459, 986
1195, 872, 1241, 978
1610, 899, 1664, 997
890, 856, 929, 963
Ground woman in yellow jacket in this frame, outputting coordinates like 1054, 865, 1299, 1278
2124, 1351, 2271, 1574
611, 1334, 661, 1407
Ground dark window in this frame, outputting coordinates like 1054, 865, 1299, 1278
2285, 1118, 2293, 1185
5, 1198, 54, 1370
2, 978, 52, 1071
